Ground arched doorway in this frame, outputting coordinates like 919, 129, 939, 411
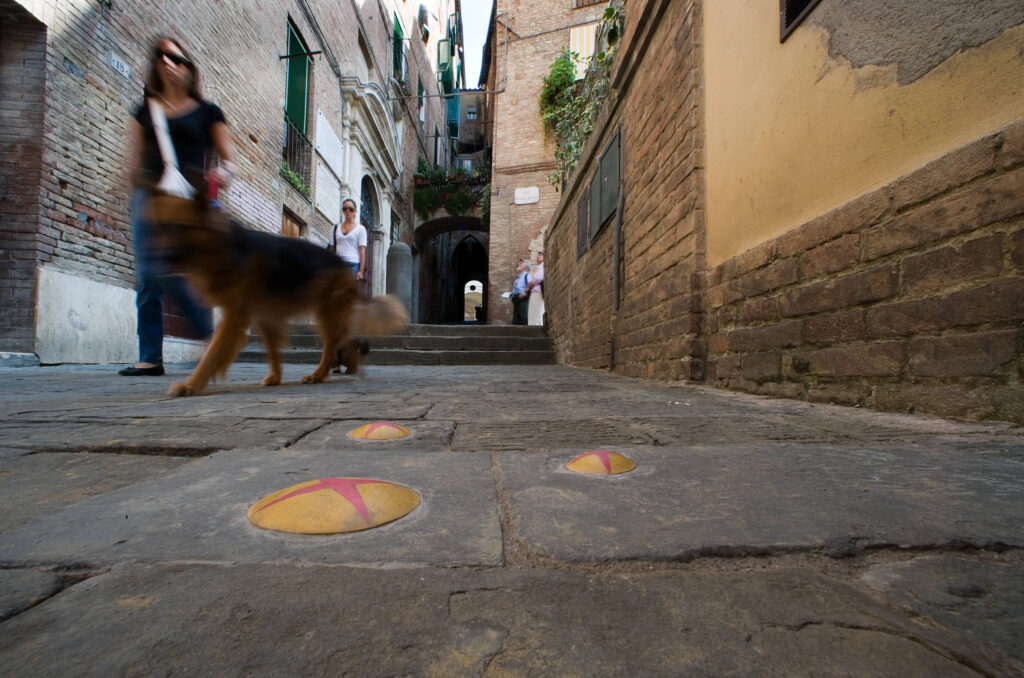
453, 235, 488, 323
413, 216, 489, 324
359, 176, 377, 299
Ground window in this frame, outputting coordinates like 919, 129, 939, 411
418, 78, 425, 122
285, 20, 311, 133
446, 95, 459, 138
589, 129, 620, 240
574, 0, 606, 7
466, 108, 477, 121
281, 209, 305, 238
283, 20, 313, 188
569, 22, 598, 80
393, 12, 406, 80
780, 0, 824, 42
434, 126, 442, 165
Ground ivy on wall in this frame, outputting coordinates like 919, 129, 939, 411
540, 4, 625, 186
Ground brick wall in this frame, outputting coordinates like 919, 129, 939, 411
4, 0, 447, 360
488, 0, 607, 324
546, 0, 706, 379
0, 6, 46, 352
707, 121, 1024, 423
545, 0, 1023, 424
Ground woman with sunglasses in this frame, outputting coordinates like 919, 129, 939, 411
329, 198, 367, 282
119, 36, 236, 377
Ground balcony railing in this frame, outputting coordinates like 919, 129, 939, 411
282, 114, 312, 194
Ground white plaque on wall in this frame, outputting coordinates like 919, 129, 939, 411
514, 186, 539, 205
316, 160, 341, 224
315, 110, 345, 179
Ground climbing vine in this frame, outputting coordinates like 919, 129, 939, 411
540, 3, 625, 186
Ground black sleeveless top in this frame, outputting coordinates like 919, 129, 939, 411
134, 99, 226, 189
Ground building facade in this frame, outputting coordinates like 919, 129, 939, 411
0, 0, 460, 364
544, 0, 1024, 423
482, 0, 607, 323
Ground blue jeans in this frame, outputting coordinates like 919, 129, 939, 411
340, 260, 359, 277
131, 190, 213, 364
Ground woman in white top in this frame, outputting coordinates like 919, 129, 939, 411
330, 198, 367, 280
527, 251, 545, 326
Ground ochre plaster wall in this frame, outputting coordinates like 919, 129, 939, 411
703, 1, 1024, 266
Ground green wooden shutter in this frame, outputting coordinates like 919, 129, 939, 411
393, 12, 404, 78
285, 22, 310, 133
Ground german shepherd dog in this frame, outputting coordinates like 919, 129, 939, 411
145, 193, 408, 396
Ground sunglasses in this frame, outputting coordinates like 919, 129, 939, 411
342, 205, 355, 212
155, 49, 191, 67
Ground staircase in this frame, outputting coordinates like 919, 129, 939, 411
236, 324, 555, 366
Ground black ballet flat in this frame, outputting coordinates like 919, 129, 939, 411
118, 364, 165, 376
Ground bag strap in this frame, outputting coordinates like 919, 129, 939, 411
147, 98, 181, 171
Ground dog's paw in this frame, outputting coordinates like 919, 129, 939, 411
167, 382, 195, 397
301, 373, 326, 384
261, 374, 282, 386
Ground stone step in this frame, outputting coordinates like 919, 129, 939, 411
236, 348, 556, 366
285, 323, 548, 338
275, 333, 553, 352
237, 323, 555, 366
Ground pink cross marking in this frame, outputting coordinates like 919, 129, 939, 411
364, 422, 404, 437
254, 478, 385, 523
574, 451, 614, 473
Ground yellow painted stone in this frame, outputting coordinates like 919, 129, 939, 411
248, 477, 420, 534
348, 422, 412, 440
566, 451, 636, 475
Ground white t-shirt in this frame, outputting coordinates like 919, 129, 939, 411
333, 223, 367, 265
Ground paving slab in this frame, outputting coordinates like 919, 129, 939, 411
0, 416, 328, 453
0, 564, 1010, 677
1, 363, 1022, 675
0, 452, 190, 532
452, 419, 655, 451
291, 419, 456, 451
499, 443, 1024, 562
862, 554, 1024, 667
0, 569, 61, 623
0, 447, 502, 568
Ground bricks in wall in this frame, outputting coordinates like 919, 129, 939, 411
708, 118, 1024, 424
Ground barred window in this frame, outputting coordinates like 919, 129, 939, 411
589, 129, 620, 241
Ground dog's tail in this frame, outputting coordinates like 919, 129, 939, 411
350, 294, 409, 337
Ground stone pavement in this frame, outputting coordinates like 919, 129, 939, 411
0, 362, 1022, 676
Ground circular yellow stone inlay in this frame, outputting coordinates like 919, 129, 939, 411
248, 477, 420, 534
348, 422, 412, 440
566, 451, 637, 475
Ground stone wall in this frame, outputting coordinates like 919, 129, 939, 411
3, 0, 448, 363
0, 5, 46, 354
707, 122, 1024, 423
544, 0, 1024, 423
487, 0, 607, 324
546, 0, 706, 379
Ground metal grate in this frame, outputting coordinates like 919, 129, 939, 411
780, 0, 823, 42
282, 114, 312, 189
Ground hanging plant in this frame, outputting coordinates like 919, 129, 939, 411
413, 186, 442, 220
280, 161, 311, 199
444, 188, 474, 216
539, 2, 625, 185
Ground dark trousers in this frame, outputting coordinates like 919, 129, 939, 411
131, 190, 213, 364
511, 295, 528, 325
